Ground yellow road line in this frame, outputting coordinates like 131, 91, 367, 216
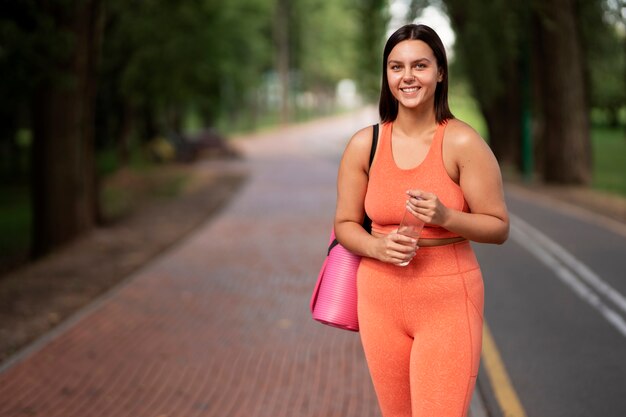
482, 323, 528, 417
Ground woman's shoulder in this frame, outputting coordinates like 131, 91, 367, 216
340, 123, 380, 169
443, 118, 487, 150
351, 124, 377, 144
344, 124, 377, 155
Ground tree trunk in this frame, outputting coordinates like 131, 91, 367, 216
274, 0, 290, 124
31, 0, 102, 257
532, 0, 591, 184
356, 0, 388, 101
479, 66, 523, 170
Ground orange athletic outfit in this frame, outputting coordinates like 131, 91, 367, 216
359, 121, 484, 417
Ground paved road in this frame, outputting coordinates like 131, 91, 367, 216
1, 108, 624, 417
475, 186, 626, 417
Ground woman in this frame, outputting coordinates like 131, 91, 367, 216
334, 24, 509, 417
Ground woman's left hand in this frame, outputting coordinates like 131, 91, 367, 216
405, 189, 450, 226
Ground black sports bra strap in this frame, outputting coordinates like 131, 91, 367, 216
369, 124, 379, 168
361, 123, 378, 235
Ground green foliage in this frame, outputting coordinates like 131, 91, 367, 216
0, 1, 74, 108
99, 0, 274, 132
581, 1, 625, 123
352, 0, 389, 101
4, 0, 388, 151
293, 0, 360, 91
94, 0, 380, 142
0, 185, 31, 261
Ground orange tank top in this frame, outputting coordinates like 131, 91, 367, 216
364, 121, 469, 239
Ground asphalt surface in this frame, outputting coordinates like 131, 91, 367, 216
1, 108, 624, 416
475, 187, 626, 417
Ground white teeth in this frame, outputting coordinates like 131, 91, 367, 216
401, 87, 418, 93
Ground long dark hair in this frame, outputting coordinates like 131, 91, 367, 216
379, 24, 454, 124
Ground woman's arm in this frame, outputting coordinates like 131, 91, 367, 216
406, 120, 510, 244
335, 126, 418, 263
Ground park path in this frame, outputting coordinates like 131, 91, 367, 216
0, 109, 385, 417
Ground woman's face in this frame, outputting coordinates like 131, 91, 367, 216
386, 40, 442, 111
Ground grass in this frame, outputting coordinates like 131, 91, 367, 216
591, 126, 626, 196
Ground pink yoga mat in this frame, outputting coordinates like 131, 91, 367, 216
310, 230, 360, 332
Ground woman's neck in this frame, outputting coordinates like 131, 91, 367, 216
394, 105, 438, 137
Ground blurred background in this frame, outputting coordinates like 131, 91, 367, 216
0, 0, 624, 273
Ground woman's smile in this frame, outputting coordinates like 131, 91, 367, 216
400, 86, 420, 94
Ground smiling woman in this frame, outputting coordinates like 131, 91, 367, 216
332, 24, 509, 417
385, 41, 443, 116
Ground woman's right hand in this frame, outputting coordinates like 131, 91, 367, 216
373, 231, 418, 265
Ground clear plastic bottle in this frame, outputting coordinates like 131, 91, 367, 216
397, 205, 425, 266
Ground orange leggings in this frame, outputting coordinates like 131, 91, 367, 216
357, 241, 483, 417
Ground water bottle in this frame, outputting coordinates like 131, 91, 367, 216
397, 204, 425, 266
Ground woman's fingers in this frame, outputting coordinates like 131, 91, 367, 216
405, 189, 449, 225
393, 233, 417, 247
378, 231, 419, 265
389, 234, 418, 262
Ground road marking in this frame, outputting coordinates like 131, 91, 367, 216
507, 183, 626, 238
510, 214, 626, 337
482, 323, 528, 417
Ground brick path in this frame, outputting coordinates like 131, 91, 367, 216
0, 110, 384, 417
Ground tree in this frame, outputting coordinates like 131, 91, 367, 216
532, 0, 591, 184
585, 0, 626, 128
436, 0, 595, 184
293, 0, 360, 99
31, 0, 103, 257
443, 0, 527, 171
274, 0, 292, 123
353, 0, 389, 101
